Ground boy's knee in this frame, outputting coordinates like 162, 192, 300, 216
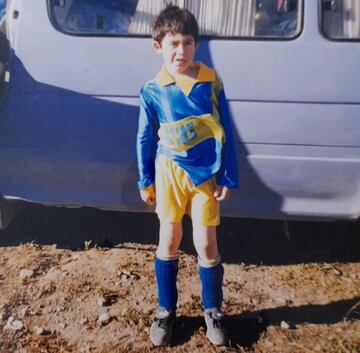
194, 235, 218, 261
198, 254, 221, 268
157, 235, 180, 257
199, 245, 219, 261
158, 221, 182, 257
156, 248, 179, 260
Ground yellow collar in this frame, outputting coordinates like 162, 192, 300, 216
155, 62, 216, 96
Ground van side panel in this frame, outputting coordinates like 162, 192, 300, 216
0, 1, 359, 220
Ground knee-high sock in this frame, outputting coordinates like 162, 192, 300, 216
199, 262, 224, 310
154, 257, 179, 310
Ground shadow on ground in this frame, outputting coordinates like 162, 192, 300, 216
0, 203, 359, 265
171, 296, 360, 348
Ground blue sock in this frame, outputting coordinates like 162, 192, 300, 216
199, 263, 224, 310
154, 257, 178, 310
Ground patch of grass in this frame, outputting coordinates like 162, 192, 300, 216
96, 287, 119, 306
0, 331, 75, 353
119, 307, 152, 328
179, 294, 202, 315
83, 240, 97, 251
98, 344, 152, 353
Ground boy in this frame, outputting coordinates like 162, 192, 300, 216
136, 5, 238, 346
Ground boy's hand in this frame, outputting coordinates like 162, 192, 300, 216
140, 185, 156, 206
214, 185, 231, 201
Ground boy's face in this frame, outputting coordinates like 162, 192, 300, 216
154, 32, 197, 77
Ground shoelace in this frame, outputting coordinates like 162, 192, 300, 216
157, 317, 169, 329
208, 312, 223, 328
212, 317, 223, 328
155, 314, 173, 329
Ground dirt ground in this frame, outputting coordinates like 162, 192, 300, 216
0, 205, 359, 353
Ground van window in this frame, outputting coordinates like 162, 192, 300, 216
322, 0, 360, 40
49, 0, 301, 39
0, 0, 6, 20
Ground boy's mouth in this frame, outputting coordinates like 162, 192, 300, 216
176, 59, 186, 65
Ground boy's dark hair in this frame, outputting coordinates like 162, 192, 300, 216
152, 5, 199, 45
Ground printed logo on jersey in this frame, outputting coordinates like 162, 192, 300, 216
158, 114, 224, 152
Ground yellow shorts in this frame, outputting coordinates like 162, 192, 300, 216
155, 156, 220, 226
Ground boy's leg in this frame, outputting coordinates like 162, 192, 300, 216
193, 225, 227, 346
155, 221, 183, 310
152, 157, 188, 345
190, 178, 223, 311
150, 221, 182, 346
193, 225, 223, 310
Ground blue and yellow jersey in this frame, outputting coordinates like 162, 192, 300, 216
136, 62, 238, 190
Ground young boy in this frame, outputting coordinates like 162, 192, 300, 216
136, 5, 238, 346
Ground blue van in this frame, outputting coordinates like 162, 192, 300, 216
0, 0, 359, 228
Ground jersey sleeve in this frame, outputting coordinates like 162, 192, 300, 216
136, 88, 158, 190
216, 79, 239, 189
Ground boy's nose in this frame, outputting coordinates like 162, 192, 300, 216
177, 44, 185, 54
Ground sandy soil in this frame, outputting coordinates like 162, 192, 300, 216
0, 206, 359, 353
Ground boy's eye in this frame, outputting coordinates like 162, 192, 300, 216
184, 40, 194, 46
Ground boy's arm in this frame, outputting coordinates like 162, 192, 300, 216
216, 81, 239, 190
136, 89, 158, 193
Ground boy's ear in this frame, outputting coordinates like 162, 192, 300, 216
153, 41, 162, 54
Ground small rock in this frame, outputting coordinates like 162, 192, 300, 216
97, 297, 107, 307
263, 341, 273, 349
55, 306, 64, 313
19, 269, 34, 279
34, 326, 45, 335
280, 321, 290, 329
19, 306, 29, 318
80, 317, 88, 325
138, 318, 145, 329
146, 308, 154, 316
79, 344, 92, 353
98, 312, 111, 326
4, 317, 24, 331
58, 323, 66, 329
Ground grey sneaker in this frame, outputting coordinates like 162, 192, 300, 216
204, 308, 228, 346
149, 308, 176, 346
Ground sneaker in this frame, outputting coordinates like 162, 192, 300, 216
149, 308, 176, 346
204, 308, 228, 346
